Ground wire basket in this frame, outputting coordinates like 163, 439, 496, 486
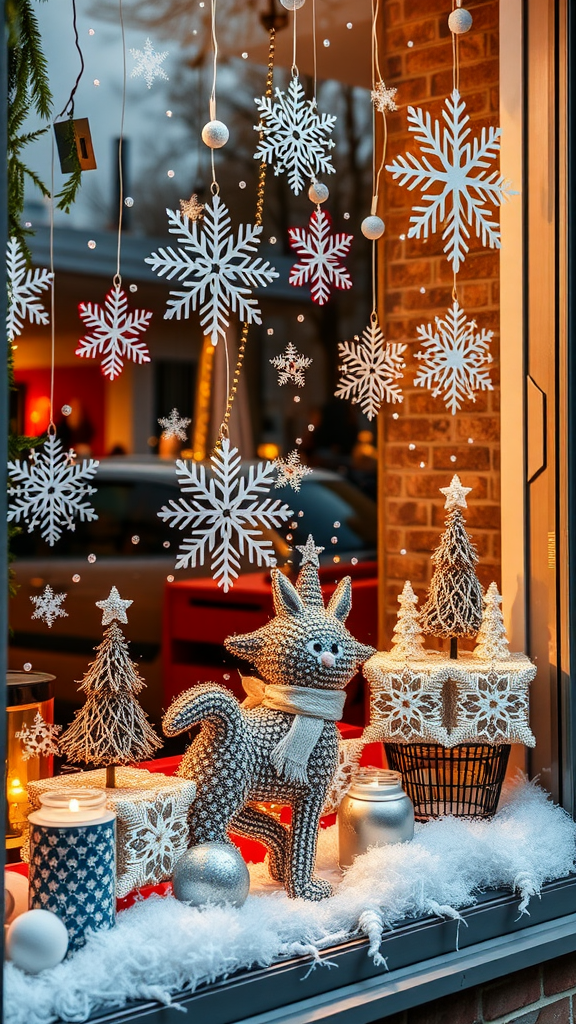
384, 743, 510, 820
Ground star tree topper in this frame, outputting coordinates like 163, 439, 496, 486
288, 209, 352, 305
335, 317, 406, 420
76, 285, 152, 381
414, 300, 493, 414
386, 89, 517, 271
440, 474, 472, 511
296, 534, 324, 567
96, 586, 133, 625
6, 237, 52, 342
130, 38, 169, 89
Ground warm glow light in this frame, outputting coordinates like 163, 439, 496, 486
257, 443, 280, 460
10, 778, 24, 795
68, 798, 80, 813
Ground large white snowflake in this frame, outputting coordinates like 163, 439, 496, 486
288, 209, 352, 305
30, 584, 68, 628
386, 89, 516, 271
145, 195, 278, 344
16, 711, 62, 760
158, 438, 293, 592
130, 38, 169, 89
6, 237, 52, 342
269, 341, 312, 387
76, 285, 152, 380
158, 408, 191, 441
335, 318, 406, 420
7, 433, 99, 546
254, 75, 336, 196
274, 450, 312, 492
413, 300, 493, 414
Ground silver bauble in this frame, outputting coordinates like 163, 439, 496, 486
280, 0, 306, 9
448, 8, 473, 34
308, 181, 329, 204
172, 842, 250, 908
201, 120, 230, 149
361, 215, 385, 240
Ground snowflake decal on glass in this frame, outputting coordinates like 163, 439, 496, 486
254, 74, 336, 196
16, 711, 62, 760
274, 450, 312, 492
386, 89, 517, 271
288, 209, 352, 305
371, 80, 398, 113
335, 317, 406, 420
269, 341, 312, 387
7, 433, 99, 546
130, 38, 169, 89
158, 408, 191, 441
158, 438, 293, 592
30, 584, 68, 628
6, 237, 52, 342
413, 300, 493, 415
145, 194, 278, 345
76, 285, 152, 381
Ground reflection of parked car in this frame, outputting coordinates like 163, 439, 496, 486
9, 457, 377, 728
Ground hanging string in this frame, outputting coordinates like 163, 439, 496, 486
48, 135, 56, 434
114, 0, 128, 289
57, 0, 84, 120
209, 0, 219, 189
451, 0, 459, 301
291, 4, 298, 76
311, 0, 317, 101
370, 0, 388, 317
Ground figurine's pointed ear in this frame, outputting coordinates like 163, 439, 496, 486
271, 568, 305, 617
225, 631, 265, 658
356, 642, 376, 664
327, 576, 352, 622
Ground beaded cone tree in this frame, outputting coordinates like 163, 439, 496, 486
389, 581, 426, 660
59, 588, 162, 787
474, 582, 510, 660
420, 475, 483, 658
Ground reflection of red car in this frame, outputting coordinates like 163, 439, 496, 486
162, 562, 378, 727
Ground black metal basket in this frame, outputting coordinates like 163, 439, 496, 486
384, 743, 510, 820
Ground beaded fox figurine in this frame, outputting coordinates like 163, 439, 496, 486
163, 536, 375, 901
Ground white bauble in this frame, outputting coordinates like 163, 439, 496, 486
308, 181, 329, 204
201, 120, 229, 149
4, 871, 29, 925
361, 215, 385, 240
172, 842, 250, 908
280, 0, 306, 9
6, 909, 68, 974
448, 8, 473, 33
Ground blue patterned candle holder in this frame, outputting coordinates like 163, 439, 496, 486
28, 788, 116, 952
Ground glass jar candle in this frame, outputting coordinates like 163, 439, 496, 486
338, 768, 414, 868
6, 671, 55, 851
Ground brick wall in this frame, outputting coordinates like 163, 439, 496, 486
375, 953, 576, 1024
380, 0, 501, 648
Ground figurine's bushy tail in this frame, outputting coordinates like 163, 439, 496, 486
162, 682, 243, 739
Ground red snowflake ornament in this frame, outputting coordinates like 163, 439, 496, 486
76, 285, 152, 381
288, 209, 353, 305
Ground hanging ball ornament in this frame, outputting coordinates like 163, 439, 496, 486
201, 120, 229, 149
308, 181, 329, 204
361, 215, 385, 240
172, 842, 250, 908
448, 7, 473, 34
6, 909, 69, 974
280, 0, 306, 9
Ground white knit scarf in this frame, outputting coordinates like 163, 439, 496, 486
241, 677, 346, 784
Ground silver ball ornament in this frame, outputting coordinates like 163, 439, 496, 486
448, 8, 473, 34
201, 120, 229, 149
308, 181, 329, 204
6, 909, 68, 974
361, 215, 385, 240
280, 0, 306, 9
172, 842, 250, 908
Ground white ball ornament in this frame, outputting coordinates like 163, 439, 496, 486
172, 842, 250, 908
201, 120, 229, 149
361, 215, 385, 240
6, 909, 68, 974
448, 8, 473, 34
280, 0, 306, 9
308, 181, 329, 204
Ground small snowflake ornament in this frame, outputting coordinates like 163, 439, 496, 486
335, 317, 406, 419
6, 237, 52, 342
288, 209, 353, 305
130, 38, 169, 89
158, 438, 293, 592
274, 451, 312, 492
180, 194, 204, 221
158, 408, 191, 442
16, 712, 62, 760
254, 74, 336, 196
413, 300, 493, 414
76, 285, 152, 380
96, 586, 133, 625
269, 341, 312, 387
386, 89, 517, 271
30, 584, 68, 628
371, 80, 398, 113
7, 434, 99, 546
145, 194, 278, 344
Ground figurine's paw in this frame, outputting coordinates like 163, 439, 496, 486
292, 877, 333, 901
267, 851, 286, 882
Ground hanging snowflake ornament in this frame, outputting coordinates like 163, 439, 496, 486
145, 194, 278, 345
7, 433, 99, 546
130, 38, 169, 89
269, 341, 312, 387
386, 89, 517, 271
179, 194, 204, 221
30, 584, 68, 628
413, 300, 493, 414
274, 450, 312, 492
16, 711, 62, 761
288, 209, 353, 305
371, 80, 398, 113
6, 237, 52, 342
76, 285, 152, 381
158, 438, 293, 592
254, 74, 336, 196
158, 408, 191, 442
335, 317, 406, 419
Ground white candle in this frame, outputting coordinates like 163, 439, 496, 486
28, 788, 112, 828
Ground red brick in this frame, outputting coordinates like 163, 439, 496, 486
407, 988, 481, 1024
384, 473, 403, 496
387, 555, 429, 582
405, 41, 453, 74
406, 473, 488, 500
543, 953, 576, 996
388, 417, 452, 442
537, 998, 571, 1024
389, 260, 432, 288
405, 529, 439, 552
402, 0, 454, 17
431, 501, 499, 529
432, 447, 491, 470
437, 251, 499, 282
387, 20, 437, 50
455, 417, 500, 442
387, 501, 429, 526
384, 1, 403, 27
482, 967, 542, 1021
386, 445, 429, 468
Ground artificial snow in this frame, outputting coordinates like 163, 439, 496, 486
5, 780, 575, 1024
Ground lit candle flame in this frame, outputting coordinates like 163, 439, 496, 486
68, 798, 80, 813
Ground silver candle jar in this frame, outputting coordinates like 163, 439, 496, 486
338, 769, 414, 868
